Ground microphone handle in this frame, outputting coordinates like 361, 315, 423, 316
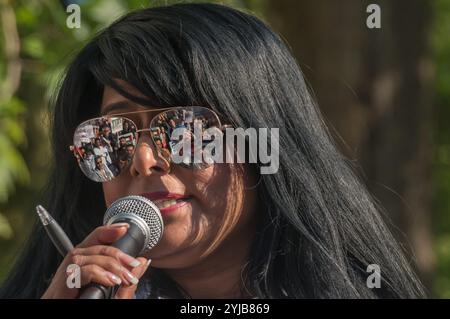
78, 223, 145, 299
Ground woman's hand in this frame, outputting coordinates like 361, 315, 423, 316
41, 223, 151, 299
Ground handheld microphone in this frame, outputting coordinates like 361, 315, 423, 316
78, 195, 164, 299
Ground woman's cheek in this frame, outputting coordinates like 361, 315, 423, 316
144, 211, 215, 265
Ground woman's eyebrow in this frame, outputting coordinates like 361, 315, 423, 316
100, 101, 138, 115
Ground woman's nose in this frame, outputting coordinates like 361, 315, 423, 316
129, 133, 170, 177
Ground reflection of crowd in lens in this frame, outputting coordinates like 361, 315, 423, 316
151, 109, 211, 168
73, 117, 137, 182
73, 108, 218, 181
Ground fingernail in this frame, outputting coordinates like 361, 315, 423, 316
125, 271, 139, 285
146, 259, 152, 267
106, 272, 122, 285
109, 223, 129, 229
120, 254, 141, 268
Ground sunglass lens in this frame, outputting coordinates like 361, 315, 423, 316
149, 107, 221, 169
72, 117, 137, 182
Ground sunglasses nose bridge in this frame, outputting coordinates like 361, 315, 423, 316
135, 128, 158, 147
135, 128, 152, 135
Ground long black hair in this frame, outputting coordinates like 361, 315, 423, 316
0, 3, 425, 298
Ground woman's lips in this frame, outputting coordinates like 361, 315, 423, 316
139, 192, 191, 214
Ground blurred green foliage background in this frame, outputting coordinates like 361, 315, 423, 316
0, 0, 449, 297
432, 0, 450, 298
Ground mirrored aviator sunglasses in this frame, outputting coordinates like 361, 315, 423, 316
69, 106, 228, 182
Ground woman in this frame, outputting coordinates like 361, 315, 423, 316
0, 3, 425, 298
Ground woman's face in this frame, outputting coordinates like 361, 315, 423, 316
100, 83, 259, 270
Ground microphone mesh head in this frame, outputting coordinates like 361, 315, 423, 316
103, 195, 164, 252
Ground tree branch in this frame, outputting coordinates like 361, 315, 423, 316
0, 0, 22, 102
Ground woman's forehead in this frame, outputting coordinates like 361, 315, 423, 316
101, 84, 145, 114
100, 85, 177, 120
